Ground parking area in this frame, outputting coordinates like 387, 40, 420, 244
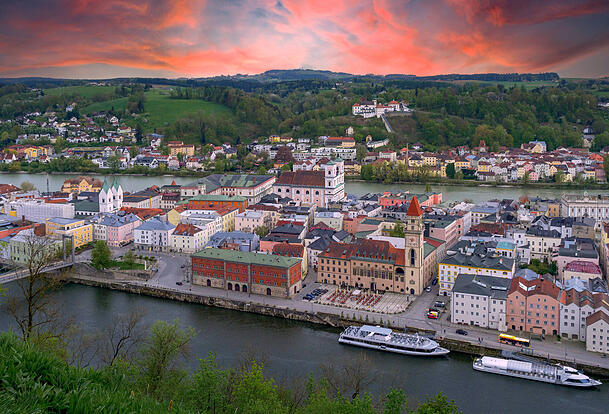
306, 285, 413, 314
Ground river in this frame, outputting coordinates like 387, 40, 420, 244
0, 283, 606, 413
1, 172, 604, 203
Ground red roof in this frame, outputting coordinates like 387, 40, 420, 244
276, 171, 325, 187
565, 260, 601, 275
406, 196, 422, 216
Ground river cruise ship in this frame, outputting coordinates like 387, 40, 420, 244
338, 325, 449, 356
473, 356, 601, 388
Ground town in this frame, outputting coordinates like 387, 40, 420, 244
2, 156, 609, 360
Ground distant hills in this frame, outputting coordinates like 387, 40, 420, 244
0, 69, 560, 87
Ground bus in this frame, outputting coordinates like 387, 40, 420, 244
498, 334, 530, 347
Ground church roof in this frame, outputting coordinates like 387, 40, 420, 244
112, 178, 120, 190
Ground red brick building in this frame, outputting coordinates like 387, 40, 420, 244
191, 248, 302, 297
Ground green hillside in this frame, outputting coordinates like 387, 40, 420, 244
82, 89, 232, 131
44, 85, 116, 98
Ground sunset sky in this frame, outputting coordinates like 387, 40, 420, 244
1, 0, 608, 79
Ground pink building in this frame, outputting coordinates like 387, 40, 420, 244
96, 213, 141, 247
507, 275, 564, 336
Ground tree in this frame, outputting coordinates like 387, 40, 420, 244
101, 309, 147, 366
320, 351, 379, 400
445, 163, 456, 179
91, 241, 112, 270
107, 155, 121, 173
20, 181, 36, 192
123, 249, 136, 269
522, 171, 530, 185
415, 393, 461, 414
5, 230, 64, 341
554, 170, 565, 184
604, 155, 609, 180
137, 320, 195, 398
388, 221, 405, 238
254, 226, 269, 238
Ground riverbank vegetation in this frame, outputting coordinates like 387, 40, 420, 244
0, 327, 460, 413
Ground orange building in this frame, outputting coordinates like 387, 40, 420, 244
185, 195, 248, 213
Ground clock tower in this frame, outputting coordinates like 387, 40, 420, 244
404, 196, 425, 294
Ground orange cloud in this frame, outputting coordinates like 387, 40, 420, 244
0, 0, 608, 78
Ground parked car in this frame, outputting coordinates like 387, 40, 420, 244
180, 264, 185, 269
456, 329, 468, 336
425, 286, 432, 292
432, 278, 438, 286
176, 281, 183, 286
434, 301, 445, 308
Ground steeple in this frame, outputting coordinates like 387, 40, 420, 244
406, 196, 423, 216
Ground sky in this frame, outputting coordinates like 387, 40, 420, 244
0, 0, 608, 79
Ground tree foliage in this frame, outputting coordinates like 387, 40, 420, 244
91, 241, 112, 270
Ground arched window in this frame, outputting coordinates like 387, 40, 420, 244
410, 249, 416, 266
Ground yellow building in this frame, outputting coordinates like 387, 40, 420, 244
547, 202, 561, 218
45, 218, 93, 248
423, 154, 438, 166
61, 176, 103, 194
477, 162, 491, 173
454, 159, 470, 170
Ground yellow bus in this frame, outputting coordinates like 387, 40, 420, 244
498, 334, 530, 347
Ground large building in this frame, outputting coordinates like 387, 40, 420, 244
317, 197, 439, 295
93, 213, 141, 247
61, 176, 103, 194
99, 178, 123, 213
185, 195, 248, 213
506, 275, 563, 335
134, 217, 175, 252
561, 194, 609, 222
12, 200, 75, 223
170, 223, 207, 254
273, 159, 345, 207
191, 248, 302, 297
451, 274, 510, 331
201, 174, 276, 204
45, 217, 93, 248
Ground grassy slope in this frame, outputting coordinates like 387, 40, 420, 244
44, 85, 116, 98
81, 89, 232, 131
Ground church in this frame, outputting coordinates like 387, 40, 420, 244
99, 178, 123, 213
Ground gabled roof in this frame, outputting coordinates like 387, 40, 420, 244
406, 196, 422, 216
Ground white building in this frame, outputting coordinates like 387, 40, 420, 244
273, 159, 345, 208
99, 178, 123, 213
134, 217, 175, 252
12, 200, 75, 223
438, 248, 516, 296
170, 223, 207, 253
313, 211, 344, 231
586, 311, 609, 354
561, 194, 609, 222
451, 274, 510, 331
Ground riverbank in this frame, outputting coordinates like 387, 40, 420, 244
346, 177, 609, 190
67, 271, 609, 377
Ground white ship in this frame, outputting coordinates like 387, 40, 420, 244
338, 325, 449, 356
473, 356, 601, 388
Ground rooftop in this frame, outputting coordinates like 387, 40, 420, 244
193, 248, 300, 269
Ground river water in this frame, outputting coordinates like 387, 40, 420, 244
1, 172, 603, 203
0, 283, 606, 413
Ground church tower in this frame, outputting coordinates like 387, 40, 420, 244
99, 178, 113, 213
404, 196, 425, 295
111, 178, 123, 211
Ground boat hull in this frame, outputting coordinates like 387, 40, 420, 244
338, 336, 450, 356
473, 363, 600, 388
